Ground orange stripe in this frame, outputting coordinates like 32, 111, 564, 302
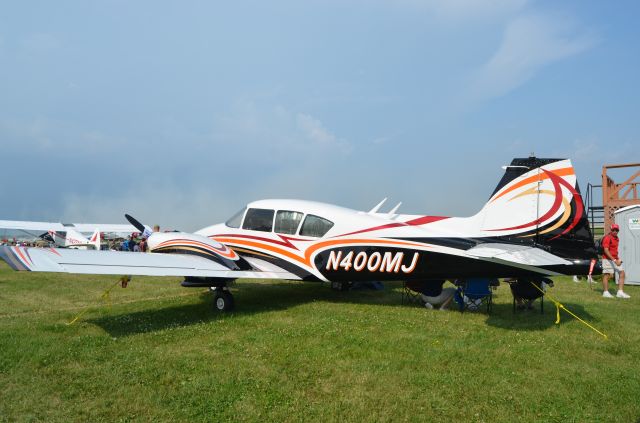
156, 239, 238, 259
491, 167, 574, 203
218, 237, 428, 269
215, 235, 431, 276
216, 238, 308, 264
304, 238, 425, 263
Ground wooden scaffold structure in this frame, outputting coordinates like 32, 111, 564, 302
602, 163, 640, 230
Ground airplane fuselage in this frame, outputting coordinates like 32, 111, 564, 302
195, 197, 595, 283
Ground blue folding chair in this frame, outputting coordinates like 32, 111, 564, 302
455, 278, 494, 313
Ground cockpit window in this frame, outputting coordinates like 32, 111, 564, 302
242, 208, 275, 232
299, 215, 334, 238
274, 210, 303, 235
225, 207, 246, 228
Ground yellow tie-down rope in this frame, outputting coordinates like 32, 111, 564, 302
67, 276, 130, 326
530, 281, 608, 339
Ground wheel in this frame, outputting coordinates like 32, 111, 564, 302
213, 290, 235, 311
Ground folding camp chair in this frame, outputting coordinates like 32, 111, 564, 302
508, 278, 551, 314
455, 278, 494, 313
402, 281, 425, 305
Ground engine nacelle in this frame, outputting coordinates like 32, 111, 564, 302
147, 231, 252, 270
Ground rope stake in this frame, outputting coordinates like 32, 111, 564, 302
67, 276, 130, 326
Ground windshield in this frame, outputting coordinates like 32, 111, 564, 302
225, 207, 246, 228
299, 215, 334, 238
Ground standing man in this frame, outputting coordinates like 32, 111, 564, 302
602, 224, 630, 298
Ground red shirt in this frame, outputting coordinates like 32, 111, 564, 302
602, 233, 619, 260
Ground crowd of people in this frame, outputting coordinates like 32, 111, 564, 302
109, 234, 148, 252
109, 225, 160, 252
0, 239, 43, 247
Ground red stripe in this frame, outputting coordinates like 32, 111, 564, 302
405, 216, 450, 226
337, 216, 450, 237
337, 222, 406, 237
13, 247, 31, 268
49, 248, 62, 257
549, 172, 584, 240
487, 169, 563, 232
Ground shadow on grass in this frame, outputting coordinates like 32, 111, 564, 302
89, 281, 411, 337
89, 281, 601, 337
484, 301, 599, 332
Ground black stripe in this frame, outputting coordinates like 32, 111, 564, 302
233, 248, 318, 281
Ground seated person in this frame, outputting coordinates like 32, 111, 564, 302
506, 278, 553, 310
419, 279, 457, 310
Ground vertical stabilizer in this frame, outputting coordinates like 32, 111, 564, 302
475, 157, 596, 260
89, 229, 101, 250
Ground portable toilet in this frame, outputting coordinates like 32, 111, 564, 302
615, 205, 640, 285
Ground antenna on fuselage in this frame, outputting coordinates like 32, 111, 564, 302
368, 198, 387, 214
387, 202, 402, 218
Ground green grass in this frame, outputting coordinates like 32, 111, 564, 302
1, 262, 639, 422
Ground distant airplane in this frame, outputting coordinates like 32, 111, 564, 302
41, 228, 102, 250
0, 220, 137, 249
0, 157, 598, 311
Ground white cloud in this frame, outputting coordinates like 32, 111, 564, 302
296, 113, 352, 154
467, 13, 596, 102
212, 99, 353, 159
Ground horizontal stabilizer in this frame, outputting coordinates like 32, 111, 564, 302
467, 243, 571, 267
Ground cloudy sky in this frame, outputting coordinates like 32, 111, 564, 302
1, 0, 638, 231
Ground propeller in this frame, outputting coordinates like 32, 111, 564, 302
125, 214, 153, 237
125, 214, 146, 232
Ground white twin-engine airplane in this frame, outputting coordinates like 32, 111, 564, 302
0, 157, 598, 311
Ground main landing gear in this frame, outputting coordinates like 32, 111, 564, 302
210, 286, 235, 312
181, 277, 236, 312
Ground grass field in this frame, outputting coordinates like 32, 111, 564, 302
1, 261, 639, 422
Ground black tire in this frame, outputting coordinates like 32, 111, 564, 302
213, 291, 235, 312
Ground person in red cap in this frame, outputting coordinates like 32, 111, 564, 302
601, 223, 630, 298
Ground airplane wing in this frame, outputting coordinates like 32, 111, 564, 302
0, 219, 136, 234
0, 246, 300, 280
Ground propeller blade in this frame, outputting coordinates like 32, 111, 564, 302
124, 214, 146, 233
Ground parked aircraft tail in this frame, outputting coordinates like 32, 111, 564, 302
474, 156, 596, 260
89, 229, 101, 250
44, 228, 100, 249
